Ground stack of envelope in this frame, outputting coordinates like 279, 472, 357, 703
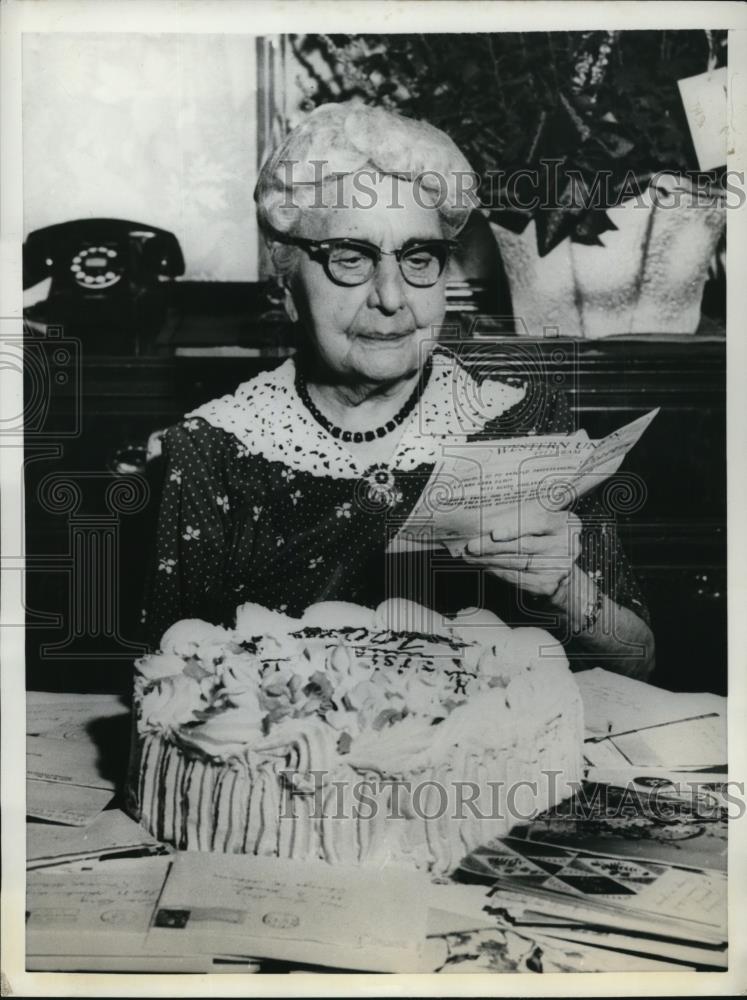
454, 668, 729, 971
23, 672, 729, 974
26, 691, 130, 825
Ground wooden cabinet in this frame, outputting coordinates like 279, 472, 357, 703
24, 335, 726, 695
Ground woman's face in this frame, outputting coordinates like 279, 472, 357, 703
288, 174, 449, 386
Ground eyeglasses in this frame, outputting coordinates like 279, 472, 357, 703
282, 236, 458, 288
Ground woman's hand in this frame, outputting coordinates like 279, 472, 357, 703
459, 505, 654, 679
461, 505, 582, 602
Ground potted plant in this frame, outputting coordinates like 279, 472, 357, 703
289, 30, 727, 337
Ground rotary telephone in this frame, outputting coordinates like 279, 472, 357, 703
23, 218, 185, 353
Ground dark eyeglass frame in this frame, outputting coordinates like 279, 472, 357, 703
278, 235, 459, 288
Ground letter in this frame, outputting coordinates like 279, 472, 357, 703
565, 780, 607, 819
504, 169, 540, 212
689, 170, 713, 208
352, 779, 378, 821
279, 769, 327, 821
329, 171, 347, 210
352, 169, 378, 210
565, 169, 606, 210
486, 780, 505, 821
611, 782, 648, 820
541, 158, 563, 209
399, 634, 424, 652
387, 171, 407, 210
644, 782, 674, 823
454, 780, 484, 820
612, 169, 648, 208
723, 170, 746, 210
308, 159, 329, 209
454, 170, 480, 211
330, 779, 349, 820
413, 170, 447, 210
278, 770, 296, 819
380, 778, 412, 820
411, 779, 448, 820
506, 779, 539, 824
278, 158, 299, 210
648, 171, 679, 210
542, 769, 562, 807
481, 168, 505, 211
720, 781, 746, 820
675, 779, 720, 819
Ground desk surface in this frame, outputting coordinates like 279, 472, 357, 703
23, 685, 728, 974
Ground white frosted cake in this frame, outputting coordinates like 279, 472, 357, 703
129, 600, 583, 875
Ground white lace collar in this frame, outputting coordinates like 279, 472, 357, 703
187, 348, 526, 479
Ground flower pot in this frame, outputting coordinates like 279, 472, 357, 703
490, 175, 725, 338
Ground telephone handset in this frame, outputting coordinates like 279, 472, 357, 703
23, 219, 185, 353
24, 218, 185, 291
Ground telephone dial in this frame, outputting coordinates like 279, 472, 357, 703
23, 218, 185, 353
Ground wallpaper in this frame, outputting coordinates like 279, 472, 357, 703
23, 34, 259, 281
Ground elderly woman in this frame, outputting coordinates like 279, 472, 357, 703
142, 102, 654, 680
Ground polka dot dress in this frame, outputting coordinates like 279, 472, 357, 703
140, 348, 650, 649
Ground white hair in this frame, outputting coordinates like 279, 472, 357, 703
254, 101, 479, 276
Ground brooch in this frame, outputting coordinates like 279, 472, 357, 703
358, 464, 403, 512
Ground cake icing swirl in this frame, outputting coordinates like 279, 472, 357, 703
130, 598, 583, 873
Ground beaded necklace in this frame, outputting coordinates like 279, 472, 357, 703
295, 356, 433, 444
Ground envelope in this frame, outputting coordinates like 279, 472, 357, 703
146, 852, 429, 972
26, 691, 128, 741
26, 779, 114, 827
27, 808, 165, 868
26, 735, 115, 790
26, 857, 172, 956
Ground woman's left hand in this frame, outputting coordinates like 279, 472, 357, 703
461, 506, 582, 601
